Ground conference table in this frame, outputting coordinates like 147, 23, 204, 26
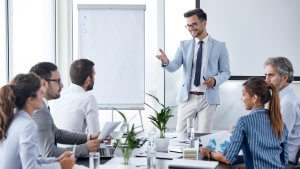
76, 133, 232, 169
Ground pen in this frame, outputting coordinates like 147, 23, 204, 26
203, 76, 214, 90
72, 144, 76, 157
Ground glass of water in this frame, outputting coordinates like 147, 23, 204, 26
147, 127, 156, 145
89, 152, 100, 169
187, 118, 195, 141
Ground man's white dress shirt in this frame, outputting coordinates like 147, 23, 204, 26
190, 35, 209, 92
51, 83, 100, 134
279, 84, 299, 162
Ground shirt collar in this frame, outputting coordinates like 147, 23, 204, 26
279, 84, 292, 98
43, 98, 49, 108
250, 108, 267, 114
195, 34, 209, 44
70, 83, 86, 92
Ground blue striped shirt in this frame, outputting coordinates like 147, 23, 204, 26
223, 108, 288, 169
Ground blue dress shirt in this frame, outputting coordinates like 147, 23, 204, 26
224, 108, 288, 169
0, 110, 60, 169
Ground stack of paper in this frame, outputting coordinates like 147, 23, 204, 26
183, 148, 198, 159
98, 122, 121, 140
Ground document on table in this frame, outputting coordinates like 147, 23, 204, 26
168, 159, 219, 169
73, 165, 89, 169
156, 152, 183, 160
200, 130, 232, 153
98, 122, 121, 140
135, 151, 182, 159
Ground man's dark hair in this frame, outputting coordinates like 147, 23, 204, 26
184, 8, 207, 21
29, 62, 58, 80
70, 59, 95, 86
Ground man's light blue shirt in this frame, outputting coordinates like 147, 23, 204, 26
279, 85, 299, 162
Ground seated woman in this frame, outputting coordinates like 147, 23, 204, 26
201, 77, 288, 169
0, 73, 75, 169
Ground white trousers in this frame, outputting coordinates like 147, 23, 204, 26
176, 94, 217, 133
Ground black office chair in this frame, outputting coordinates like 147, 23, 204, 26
288, 147, 300, 169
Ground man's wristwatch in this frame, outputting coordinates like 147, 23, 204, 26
162, 61, 169, 67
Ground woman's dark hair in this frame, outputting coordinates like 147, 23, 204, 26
243, 77, 283, 138
0, 73, 41, 140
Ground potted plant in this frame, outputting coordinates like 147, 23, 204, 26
146, 93, 173, 152
114, 109, 140, 165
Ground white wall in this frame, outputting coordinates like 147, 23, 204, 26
201, 0, 300, 76
56, 0, 300, 132
166, 81, 300, 131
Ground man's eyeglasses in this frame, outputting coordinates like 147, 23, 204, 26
185, 23, 198, 29
46, 78, 61, 84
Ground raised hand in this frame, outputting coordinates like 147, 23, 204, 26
156, 48, 169, 65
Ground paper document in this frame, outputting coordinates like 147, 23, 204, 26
168, 159, 219, 169
99, 122, 121, 140
73, 164, 89, 169
200, 130, 232, 153
135, 151, 182, 159
155, 152, 183, 160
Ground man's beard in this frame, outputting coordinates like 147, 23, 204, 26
87, 81, 94, 91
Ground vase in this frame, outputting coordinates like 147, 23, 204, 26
122, 148, 132, 165
154, 137, 169, 152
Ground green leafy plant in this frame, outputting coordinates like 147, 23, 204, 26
146, 93, 173, 138
114, 109, 140, 165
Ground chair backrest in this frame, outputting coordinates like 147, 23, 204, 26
294, 147, 300, 166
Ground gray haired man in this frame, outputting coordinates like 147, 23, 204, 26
264, 56, 299, 163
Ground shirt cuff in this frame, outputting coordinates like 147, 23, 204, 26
87, 134, 91, 141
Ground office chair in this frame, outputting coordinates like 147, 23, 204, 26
288, 147, 300, 169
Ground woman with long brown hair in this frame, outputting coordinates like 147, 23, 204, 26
201, 77, 288, 169
0, 73, 75, 169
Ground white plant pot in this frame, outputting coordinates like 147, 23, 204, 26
154, 137, 169, 152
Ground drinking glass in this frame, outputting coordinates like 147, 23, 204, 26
187, 118, 195, 141
89, 152, 100, 169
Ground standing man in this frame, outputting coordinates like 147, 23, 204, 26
156, 8, 230, 133
30, 62, 101, 158
264, 57, 299, 163
51, 59, 99, 134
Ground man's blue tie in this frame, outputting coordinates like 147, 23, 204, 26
194, 41, 204, 87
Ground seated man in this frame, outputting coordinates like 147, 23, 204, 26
51, 59, 100, 134
264, 57, 299, 162
289, 98, 300, 164
30, 62, 101, 158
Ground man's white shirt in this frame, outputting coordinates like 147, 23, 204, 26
190, 35, 209, 92
50, 83, 100, 134
279, 84, 298, 134
279, 84, 299, 162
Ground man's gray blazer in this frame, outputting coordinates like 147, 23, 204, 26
165, 36, 231, 105
32, 101, 89, 157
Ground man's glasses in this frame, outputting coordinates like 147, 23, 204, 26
46, 78, 61, 84
185, 23, 198, 29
